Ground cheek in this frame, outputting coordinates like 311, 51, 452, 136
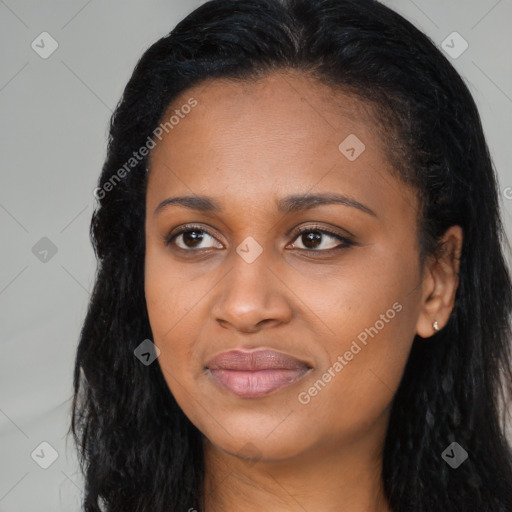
144, 247, 199, 336
144, 252, 190, 371
144, 250, 215, 400
293, 252, 419, 425
293, 303, 415, 449
290, 243, 418, 348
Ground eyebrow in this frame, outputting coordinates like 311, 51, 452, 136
153, 192, 376, 217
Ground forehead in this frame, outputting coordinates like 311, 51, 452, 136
146, 71, 418, 227
153, 70, 383, 155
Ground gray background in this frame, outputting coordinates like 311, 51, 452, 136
1, 0, 511, 510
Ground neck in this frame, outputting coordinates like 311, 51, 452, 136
202, 416, 392, 512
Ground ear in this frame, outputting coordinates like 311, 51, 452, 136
415, 225, 463, 338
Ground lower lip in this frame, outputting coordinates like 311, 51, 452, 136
209, 368, 309, 398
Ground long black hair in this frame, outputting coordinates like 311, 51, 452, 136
71, 0, 512, 510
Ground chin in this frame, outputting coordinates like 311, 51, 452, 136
197, 409, 314, 463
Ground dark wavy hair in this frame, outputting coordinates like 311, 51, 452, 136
71, 0, 512, 510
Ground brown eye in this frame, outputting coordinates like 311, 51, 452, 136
289, 227, 354, 252
298, 231, 323, 249
166, 225, 223, 250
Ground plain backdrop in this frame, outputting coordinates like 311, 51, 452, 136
1, 0, 511, 510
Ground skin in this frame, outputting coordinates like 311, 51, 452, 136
144, 70, 463, 512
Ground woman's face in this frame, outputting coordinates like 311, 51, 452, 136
144, 71, 428, 463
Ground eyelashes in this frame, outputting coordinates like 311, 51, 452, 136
165, 223, 356, 255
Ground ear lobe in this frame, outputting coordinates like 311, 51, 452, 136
415, 225, 463, 339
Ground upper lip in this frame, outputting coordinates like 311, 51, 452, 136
206, 349, 311, 371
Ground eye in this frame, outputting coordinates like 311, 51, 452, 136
288, 225, 354, 252
166, 224, 223, 250
165, 224, 355, 253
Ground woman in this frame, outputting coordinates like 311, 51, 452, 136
71, 0, 512, 510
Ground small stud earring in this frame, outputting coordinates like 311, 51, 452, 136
433, 321, 440, 332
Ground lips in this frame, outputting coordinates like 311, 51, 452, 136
206, 349, 311, 398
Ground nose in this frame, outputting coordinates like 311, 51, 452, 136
210, 247, 293, 333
